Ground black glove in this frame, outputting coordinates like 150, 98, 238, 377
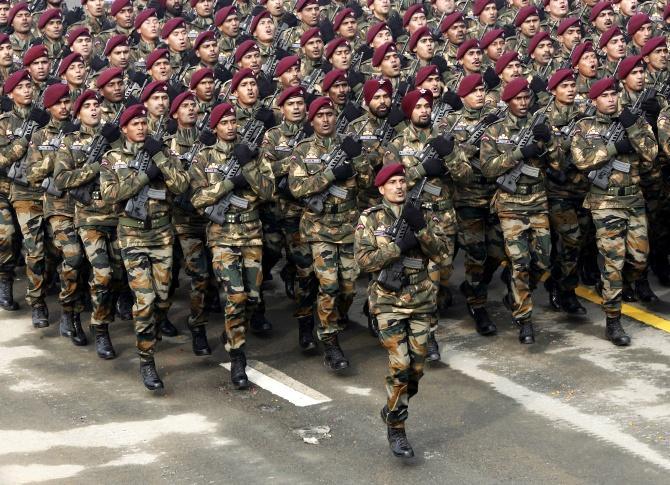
342, 101, 362, 121
395, 229, 418, 253
388, 107, 405, 127
257, 76, 275, 99
167, 82, 186, 100
502, 24, 516, 38
124, 95, 140, 108
233, 143, 258, 165
166, 118, 178, 135
520, 143, 542, 159
356, 44, 373, 62
347, 69, 365, 88
661, 164, 670, 184
28, 108, 50, 127
532, 123, 552, 143
530, 75, 547, 94
199, 128, 217, 146
144, 161, 161, 180
483, 113, 499, 124
546, 167, 567, 185
281, 11, 298, 27
428, 135, 454, 158
421, 157, 445, 177
402, 204, 427, 232
0, 96, 12, 112
443, 90, 463, 111
61, 121, 79, 134
63, 7, 84, 27
143, 136, 164, 157
90, 55, 108, 72
254, 106, 275, 129
614, 138, 635, 154
641, 97, 661, 119
45, 77, 61, 86
331, 162, 355, 181
346, 1, 364, 18
341, 136, 362, 159
319, 18, 335, 43
214, 65, 232, 83
128, 70, 147, 86
483, 66, 500, 90
230, 173, 249, 189
100, 122, 120, 142
619, 107, 638, 128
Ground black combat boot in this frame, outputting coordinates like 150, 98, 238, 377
437, 286, 452, 317
323, 335, 349, 371
297, 316, 317, 351
140, 358, 164, 391
544, 278, 561, 311
159, 317, 179, 337
387, 426, 415, 458
0, 278, 18, 311
516, 319, 535, 344
70, 313, 87, 346
622, 282, 636, 302
606, 316, 631, 346
279, 263, 296, 300
59, 311, 74, 338
560, 289, 587, 315
116, 290, 133, 320
32, 304, 49, 328
250, 310, 272, 335
425, 332, 441, 362
93, 324, 116, 359
190, 326, 212, 356
472, 307, 497, 336
635, 277, 659, 303
229, 348, 249, 389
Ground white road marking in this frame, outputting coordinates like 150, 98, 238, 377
0, 464, 85, 484
220, 360, 331, 407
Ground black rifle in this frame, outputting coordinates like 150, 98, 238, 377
8, 90, 47, 186
40, 129, 67, 196
276, 124, 310, 196
465, 104, 508, 170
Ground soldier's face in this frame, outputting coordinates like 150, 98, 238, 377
145, 92, 170, 117
12, 11, 32, 33
558, 27, 581, 50
115, 6, 134, 28
633, 24, 652, 47
195, 77, 215, 101
532, 40, 554, 65
593, 89, 618, 114
267, 0, 284, 16
604, 36, 626, 61
86, 0, 105, 17
379, 175, 407, 203
72, 36, 92, 59
408, 13, 427, 33
28, 57, 50, 82
594, 10, 614, 32
645, 47, 668, 71
520, 16, 540, 37
619, 0, 638, 16
175, 99, 197, 127
9, 80, 33, 106
372, 0, 391, 16
122, 117, 149, 142
461, 48, 482, 73
298, 5, 320, 27
420, 74, 443, 98
166, 0, 184, 15
198, 40, 218, 63
221, 15, 239, 37
372, 29, 392, 48
43, 18, 63, 40
338, 17, 358, 39
109, 45, 130, 69
240, 51, 261, 73
139, 16, 160, 40
547, 0, 568, 18
508, 90, 531, 117
216, 115, 238, 141
195, 0, 213, 16
255, 18, 275, 43
553, 79, 576, 104
414, 36, 434, 61
0, 5, 8, 24
368, 90, 391, 118
380, 52, 401, 77
0, 43, 12, 67
78, 99, 100, 127
235, 78, 258, 106
151, 59, 172, 81
330, 46, 351, 70
48, 97, 72, 121
102, 78, 124, 102
303, 38, 324, 61
512, 0, 530, 6
168, 28, 189, 52
501, 60, 522, 82
410, 98, 432, 127
463, 85, 486, 109
311, 107, 336, 136
434, 0, 456, 14
624, 66, 645, 92
486, 37, 505, 61
64, 61, 86, 85
578, 51, 598, 77
328, 80, 350, 105
281, 96, 306, 122
279, 65, 301, 88
480, 4, 498, 25
446, 22, 466, 44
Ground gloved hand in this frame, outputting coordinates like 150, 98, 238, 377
63, 7, 84, 27
214, 65, 232, 83
483, 66, 500, 90
144, 161, 161, 180
90, 55, 108, 72
388, 107, 405, 126
614, 138, 635, 154
199, 128, 217, 146
280, 11, 298, 27
143, 136, 164, 157
443, 90, 463, 111
167, 81, 186, 100
230, 173, 249, 189
128, 70, 147, 86
342, 101, 362, 121
483, 113, 499, 124
347, 69, 365, 88
100, 122, 120, 142
61, 121, 79, 134
421, 157, 445, 177
402, 204, 427, 232
532, 123, 552, 143
619, 107, 638, 128
28, 108, 50, 127
166, 118, 178, 135
331, 162, 355, 181
520, 142, 542, 159
0, 96, 12, 113
254, 106, 275, 128
341, 135, 362, 159
641, 97, 661, 119
530, 75, 547, 94
395, 229, 418, 253
234, 143, 258, 165
428, 135, 454, 157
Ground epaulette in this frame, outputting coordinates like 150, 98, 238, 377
361, 204, 384, 215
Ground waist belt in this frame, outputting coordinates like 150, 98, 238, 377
323, 199, 356, 214
221, 209, 259, 224
515, 183, 544, 196
402, 269, 429, 286
591, 184, 640, 196
421, 200, 453, 211
119, 215, 170, 229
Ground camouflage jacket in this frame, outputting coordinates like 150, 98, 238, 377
288, 132, 372, 244
571, 111, 658, 210
0, 104, 29, 198
658, 104, 670, 159
100, 99, 124, 124
53, 124, 117, 227
100, 139, 189, 248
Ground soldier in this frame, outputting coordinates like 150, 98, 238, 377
59, 53, 87, 103
587, 2, 616, 47
189, 102, 274, 388
333, 8, 363, 50
37, 9, 65, 60
597, 26, 627, 77
556, 17, 582, 66
504, 6, 540, 54
146, 49, 173, 85
573, 42, 599, 102
484, 51, 523, 108
354, 163, 448, 459
0, 33, 13, 88
74, 0, 113, 38
95, 68, 125, 123
626, 13, 653, 55
299, 28, 325, 87
213, 5, 239, 60
101, 0, 135, 42
437, 12, 467, 67
288, 96, 370, 371
468, 0, 500, 39
284, 0, 321, 50
325, 37, 353, 74
184, 31, 224, 88
187, 0, 215, 37
161, 17, 191, 71
103, 35, 132, 73
190, 68, 218, 117
480, 77, 563, 344
23, 45, 52, 88
8, 3, 37, 61
100, 104, 189, 390
543, 0, 570, 35
570, 77, 658, 346
479, 28, 505, 68
67, 27, 94, 66
131, 9, 160, 68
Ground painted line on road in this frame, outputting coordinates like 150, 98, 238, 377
576, 286, 670, 333
220, 360, 332, 407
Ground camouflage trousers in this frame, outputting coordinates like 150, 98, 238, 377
456, 206, 506, 308
47, 216, 84, 313
175, 228, 209, 328
121, 243, 173, 359
79, 226, 123, 326
310, 241, 359, 341
378, 314, 432, 428
548, 198, 591, 291
499, 211, 552, 321
13, 200, 50, 306
426, 207, 457, 312
211, 244, 262, 352
0, 197, 16, 279
642, 183, 670, 272
281, 216, 316, 319
260, 202, 285, 262
592, 206, 648, 317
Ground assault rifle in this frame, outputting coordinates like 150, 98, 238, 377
466, 105, 508, 170
8, 90, 48, 186
40, 129, 68, 197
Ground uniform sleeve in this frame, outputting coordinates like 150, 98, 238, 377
243, 154, 275, 201
354, 213, 402, 273
570, 120, 616, 172
26, 131, 51, 184
99, 153, 150, 204
479, 124, 524, 178
189, 153, 234, 209
154, 149, 189, 195
287, 149, 334, 199
658, 110, 670, 159
53, 139, 99, 190
416, 213, 449, 264
626, 115, 657, 168
0, 118, 28, 169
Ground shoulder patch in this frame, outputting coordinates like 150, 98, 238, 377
361, 204, 384, 215
101, 158, 110, 166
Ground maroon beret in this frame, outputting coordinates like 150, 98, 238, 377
194, 30, 216, 51
58, 52, 84, 76
366, 22, 389, 44
495, 51, 518, 74
599, 26, 623, 49
300, 27, 321, 47
514, 6, 538, 27
170, 91, 195, 116
3, 69, 30, 95
440, 12, 463, 33
230, 67, 255, 92
7, 2, 28, 25
589, 1, 613, 22
38, 8, 61, 30
457, 74, 483, 97
457, 38, 479, 60
104, 34, 128, 56
473, 0, 495, 16
140, 80, 168, 102
372, 41, 396, 67
23, 44, 48, 66
547, 68, 575, 90
409, 26, 432, 52
189, 67, 214, 89
403, 4, 424, 27
214, 6, 236, 26
627, 13, 651, 36
325, 37, 350, 60
617, 55, 643, 80
665, 3, 670, 21
641, 36, 667, 57
210, 102, 235, 129
308, 96, 335, 121
571, 42, 593, 67
295, 0, 317, 12
43, 83, 69, 109
146, 48, 169, 69
277, 86, 305, 106
134, 8, 157, 30
374, 163, 404, 187
274, 55, 300, 77
235, 40, 259, 62
67, 27, 90, 47
333, 8, 355, 31
480, 28, 504, 50
120, 104, 148, 127
415, 64, 440, 87
557, 17, 580, 36
95, 67, 124, 89
401, 88, 433, 119
322, 69, 347, 92
588, 77, 616, 99
363, 78, 392, 105
110, 0, 131, 16
0, 33, 9, 45
528, 31, 550, 54
72, 89, 98, 116
161, 17, 185, 39
501, 77, 529, 102
251, 9, 271, 33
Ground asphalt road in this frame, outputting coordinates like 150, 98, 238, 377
1, 257, 669, 485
